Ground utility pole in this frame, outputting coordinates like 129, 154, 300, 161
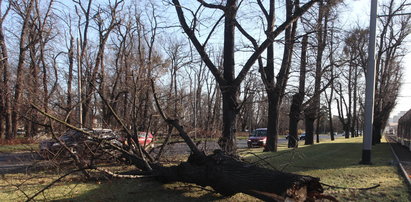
361, 0, 377, 164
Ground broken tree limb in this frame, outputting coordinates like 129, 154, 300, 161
95, 87, 154, 168
93, 83, 154, 165
151, 79, 205, 158
31, 103, 153, 171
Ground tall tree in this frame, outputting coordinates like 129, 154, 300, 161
173, 0, 319, 154
303, 0, 341, 145
11, 0, 35, 138
288, 34, 308, 148
373, 0, 410, 144
0, 0, 11, 139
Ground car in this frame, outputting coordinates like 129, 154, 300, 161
299, 133, 306, 140
247, 128, 267, 148
136, 131, 155, 148
39, 129, 122, 160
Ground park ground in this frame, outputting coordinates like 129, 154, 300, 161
0, 136, 410, 201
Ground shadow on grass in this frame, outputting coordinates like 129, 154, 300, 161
54, 139, 401, 201
55, 178, 237, 202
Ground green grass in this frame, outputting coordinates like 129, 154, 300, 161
242, 137, 410, 201
0, 143, 38, 153
0, 137, 409, 201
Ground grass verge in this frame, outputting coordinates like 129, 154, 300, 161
0, 143, 38, 153
0, 137, 409, 201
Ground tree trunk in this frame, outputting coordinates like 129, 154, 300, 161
304, 115, 315, 145
316, 117, 320, 143
288, 94, 302, 148
304, 1, 326, 145
67, 36, 74, 124
372, 120, 382, 145
328, 104, 335, 141
219, 89, 238, 155
288, 34, 307, 148
12, 0, 35, 139
265, 91, 279, 152
0, 13, 11, 139
156, 151, 324, 201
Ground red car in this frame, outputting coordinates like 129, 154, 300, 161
137, 132, 154, 148
247, 128, 267, 148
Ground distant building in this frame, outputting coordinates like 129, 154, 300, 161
391, 111, 407, 123
386, 122, 398, 135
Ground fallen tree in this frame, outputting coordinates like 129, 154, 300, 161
29, 81, 331, 201
155, 150, 324, 201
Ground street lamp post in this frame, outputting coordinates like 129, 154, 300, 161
361, 0, 378, 165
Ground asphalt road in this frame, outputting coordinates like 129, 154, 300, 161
0, 152, 41, 174
0, 134, 342, 174
155, 134, 340, 157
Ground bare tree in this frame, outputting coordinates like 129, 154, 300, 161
303, 0, 341, 145
173, 0, 319, 154
11, 0, 35, 138
288, 34, 308, 148
0, 0, 11, 139
372, 0, 410, 144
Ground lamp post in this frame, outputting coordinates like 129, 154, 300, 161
361, 0, 378, 165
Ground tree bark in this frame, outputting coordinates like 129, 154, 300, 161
156, 151, 324, 201
0, 3, 12, 139
304, 1, 326, 145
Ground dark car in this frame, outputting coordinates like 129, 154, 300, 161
247, 128, 267, 148
299, 133, 306, 140
39, 129, 122, 160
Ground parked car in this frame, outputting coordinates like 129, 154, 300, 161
247, 128, 267, 148
39, 129, 122, 160
299, 133, 306, 140
136, 131, 155, 148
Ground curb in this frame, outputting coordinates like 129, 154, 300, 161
386, 136, 411, 186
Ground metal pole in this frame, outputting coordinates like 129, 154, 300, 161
361, 0, 377, 164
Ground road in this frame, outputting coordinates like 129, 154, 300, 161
0, 152, 41, 174
156, 134, 340, 157
0, 134, 342, 174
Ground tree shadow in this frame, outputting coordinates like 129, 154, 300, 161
55, 178, 255, 202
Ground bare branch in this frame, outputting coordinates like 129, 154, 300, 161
197, 0, 225, 10
151, 79, 205, 158
172, 0, 224, 85
234, 0, 320, 86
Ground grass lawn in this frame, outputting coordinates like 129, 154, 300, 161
0, 137, 409, 201
0, 143, 38, 153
